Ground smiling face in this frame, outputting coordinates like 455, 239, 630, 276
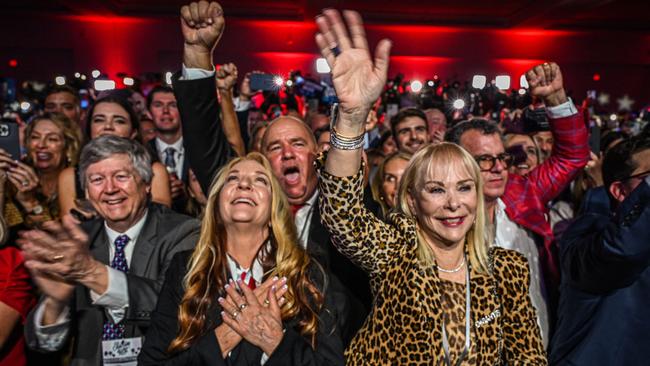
459, 130, 508, 202
149, 92, 181, 134
394, 116, 429, 154
85, 154, 150, 232
45, 91, 80, 123
218, 160, 272, 228
90, 102, 136, 140
262, 117, 318, 205
410, 160, 478, 249
505, 134, 539, 176
28, 119, 66, 172
382, 156, 409, 208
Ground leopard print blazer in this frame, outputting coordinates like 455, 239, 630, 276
317, 161, 547, 365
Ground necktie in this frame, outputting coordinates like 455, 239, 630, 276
290, 204, 305, 217
102, 234, 130, 340
240, 271, 256, 290
164, 147, 176, 175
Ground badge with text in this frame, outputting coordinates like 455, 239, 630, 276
102, 337, 143, 366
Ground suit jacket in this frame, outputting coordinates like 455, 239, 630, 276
172, 72, 370, 340
24, 203, 200, 366
138, 250, 345, 366
147, 138, 191, 185
549, 180, 650, 365
316, 157, 546, 365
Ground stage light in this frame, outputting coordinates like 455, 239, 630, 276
20, 101, 31, 112
273, 76, 284, 87
520, 75, 529, 88
472, 75, 486, 89
94, 80, 116, 91
518, 88, 526, 95
593, 73, 601, 81
286, 80, 293, 87
609, 114, 617, 121
74, 72, 81, 78
91, 69, 101, 78
80, 74, 87, 80
410, 80, 423, 93
8, 59, 18, 67
165, 72, 173, 85
495, 75, 510, 90
123, 77, 134, 86
316, 58, 330, 73
55, 76, 66, 85
427, 80, 434, 87
453, 99, 465, 110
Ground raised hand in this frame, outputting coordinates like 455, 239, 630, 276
180, 1, 225, 69
216, 63, 238, 91
525, 62, 567, 107
315, 10, 391, 129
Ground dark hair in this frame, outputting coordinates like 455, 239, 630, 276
600, 130, 628, 153
444, 118, 501, 145
390, 108, 427, 139
602, 135, 650, 194
45, 85, 80, 104
86, 96, 140, 139
147, 85, 174, 110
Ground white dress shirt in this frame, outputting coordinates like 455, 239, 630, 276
33, 211, 149, 350
295, 190, 318, 249
156, 137, 185, 178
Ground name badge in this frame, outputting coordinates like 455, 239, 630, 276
101, 337, 143, 366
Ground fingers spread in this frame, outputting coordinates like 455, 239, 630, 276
323, 9, 352, 50
343, 10, 369, 51
315, 33, 336, 68
374, 38, 392, 75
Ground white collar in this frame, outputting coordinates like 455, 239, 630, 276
104, 210, 149, 244
155, 137, 184, 153
225, 242, 269, 286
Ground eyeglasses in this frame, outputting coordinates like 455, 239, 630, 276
620, 169, 650, 182
474, 153, 514, 171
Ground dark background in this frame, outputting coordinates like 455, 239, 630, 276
1, 0, 649, 107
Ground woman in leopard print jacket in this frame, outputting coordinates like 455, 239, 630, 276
314, 8, 546, 365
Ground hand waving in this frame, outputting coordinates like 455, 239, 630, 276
180, 1, 225, 68
525, 62, 567, 107
315, 10, 391, 125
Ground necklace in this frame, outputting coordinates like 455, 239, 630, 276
437, 256, 465, 273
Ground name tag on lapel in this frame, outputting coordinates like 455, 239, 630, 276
101, 337, 142, 366
474, 309, 501, 329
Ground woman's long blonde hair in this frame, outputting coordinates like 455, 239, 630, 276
168, 153, 323, 353
396, 143, 491, 274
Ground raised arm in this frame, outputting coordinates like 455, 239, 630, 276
525, 63, 589, 203
216, 63, 246, 157
174, 1, 233, 193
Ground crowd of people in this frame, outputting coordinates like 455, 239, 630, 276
0, 1, 649, 365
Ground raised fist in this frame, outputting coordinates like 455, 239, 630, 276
216, 63, 238, 91
525, 62, 567, 107
180, 1, 225, 54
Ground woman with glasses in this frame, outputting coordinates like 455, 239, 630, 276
314, 8, 545, 365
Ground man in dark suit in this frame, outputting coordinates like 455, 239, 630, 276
21, 136, 199, 366
147, 85, 191, 212
172, 2, 368, 343
549, 134, 650, 365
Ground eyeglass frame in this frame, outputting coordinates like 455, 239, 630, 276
619, 169, 650, 183
473, 153, 515, 171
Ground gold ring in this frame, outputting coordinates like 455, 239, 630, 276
263, 299, 271, 306
239, 303, 248, 310
231, 310, 239, 319
52, 255, 65, 262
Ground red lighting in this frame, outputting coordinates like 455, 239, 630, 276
593, 73, 601, 81
8, 59, 17, 67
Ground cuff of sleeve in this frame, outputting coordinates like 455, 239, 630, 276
234, 97, 251, 112
546, 98, 578, 119
264, 328, 301, 365
34, 300, 70, 332
181, 64, 216, 80
91, 266, 129, 311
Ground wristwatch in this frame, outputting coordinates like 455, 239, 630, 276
29, 204, 44, 215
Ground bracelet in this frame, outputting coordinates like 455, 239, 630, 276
330, 128, 365, 150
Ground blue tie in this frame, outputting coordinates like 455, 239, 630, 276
164, 147, 176, 174
102, 234, 130, 340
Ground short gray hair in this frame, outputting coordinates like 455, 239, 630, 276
78, 135, 153, 191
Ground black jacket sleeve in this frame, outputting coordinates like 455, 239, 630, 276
172, 72, 234, 194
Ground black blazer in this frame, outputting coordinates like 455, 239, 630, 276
24, 203, 200, 366
146, 138, 191, 185
138, 251, 345, 366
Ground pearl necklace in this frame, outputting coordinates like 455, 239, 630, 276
437, 256, 465, 273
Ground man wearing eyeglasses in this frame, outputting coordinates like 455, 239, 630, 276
549, 134, 650, 365
446, 62, 590, 347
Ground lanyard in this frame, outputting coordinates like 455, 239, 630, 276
441, 256, 471, 366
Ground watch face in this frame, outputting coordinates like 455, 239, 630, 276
32, 205, 44, 215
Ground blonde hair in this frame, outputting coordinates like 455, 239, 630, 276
395, 142, 491, 274
370, 151, 412, 217
168, 152, 323, 353
25, 113, 83, 168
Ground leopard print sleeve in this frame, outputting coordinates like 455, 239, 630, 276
316, 154, 405, 277
493, 248, 547, 365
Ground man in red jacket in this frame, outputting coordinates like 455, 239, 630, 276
446, 62, 590, 346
